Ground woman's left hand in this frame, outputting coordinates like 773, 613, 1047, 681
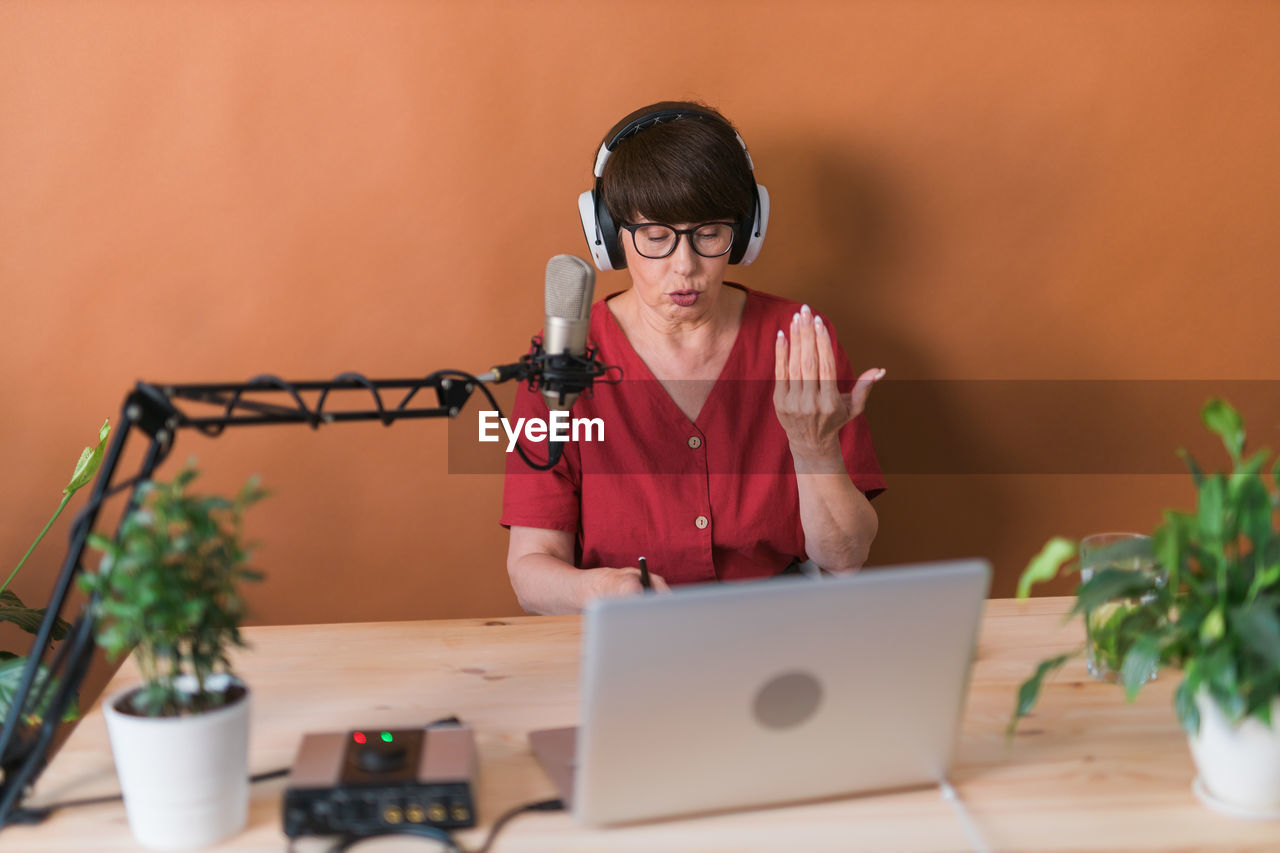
773, 304, 884, 466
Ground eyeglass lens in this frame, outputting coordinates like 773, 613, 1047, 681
630, 223, 734, 259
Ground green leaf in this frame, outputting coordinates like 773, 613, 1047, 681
236, 476, 270, 509
1200, 606, 1225, 644
1200, 646, 1245, 722
1238, 477, 1273, 556
1088, 602, 1132, 673
1017, 537, 1078, 599
1008, 652, 1077, 735
0, 590, 70, 641
1202, 398, 1244, 464
1177, 447, 1205, 487
1252, 564, 1280, 598
1197, 475, 1227, 546
1153, 516, 1184, 595
173, 463, 200, 490
1070, 568, 1158, 619
1174, 674, 1201, 735
1120, 634, 1161, 701
1230, 447, 1271, 497
1233, 601, 1280, 669
0, 657, 29, 722
63, 419, 111, 496
1254, 697, 1274, 728
0, 656, 79, 724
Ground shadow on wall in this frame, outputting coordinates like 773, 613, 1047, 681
754, 140, 1024, 582
745, 141, 1275, 595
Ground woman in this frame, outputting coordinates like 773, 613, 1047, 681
501, 101, 885, 614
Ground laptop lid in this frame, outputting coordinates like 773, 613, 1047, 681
570, 560, 990, 825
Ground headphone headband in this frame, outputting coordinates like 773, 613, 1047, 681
605, 104, 718, 151
590, 105, 724, 177
578, 104, 770, 271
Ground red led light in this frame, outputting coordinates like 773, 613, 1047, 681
353, 732, 366, 744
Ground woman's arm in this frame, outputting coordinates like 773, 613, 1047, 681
790, 447, 879, 572
773, 305, 883, 572
506, 526, 670, 614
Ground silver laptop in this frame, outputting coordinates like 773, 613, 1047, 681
529, 559, 990, 826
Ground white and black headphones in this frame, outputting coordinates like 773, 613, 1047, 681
577, 103, 771, 272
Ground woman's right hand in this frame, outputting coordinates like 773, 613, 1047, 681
507, 526, 671, 613
590, 566, 671, 600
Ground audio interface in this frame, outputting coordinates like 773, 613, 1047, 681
283, 722, 477, 838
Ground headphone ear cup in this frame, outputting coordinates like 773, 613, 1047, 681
593, 184, 627, 271
734, 184, 769, 266
578, 189, 615, 271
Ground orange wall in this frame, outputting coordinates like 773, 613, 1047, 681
3, 1, 1279, 630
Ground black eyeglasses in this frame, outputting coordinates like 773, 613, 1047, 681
619, 221, 736, 260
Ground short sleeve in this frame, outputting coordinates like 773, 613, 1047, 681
500, 382, 583, 531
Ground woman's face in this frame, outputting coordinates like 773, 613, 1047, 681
621, 219, 732, 323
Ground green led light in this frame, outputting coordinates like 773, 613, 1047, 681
380, 731, 393, 743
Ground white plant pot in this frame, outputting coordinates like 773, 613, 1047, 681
103, 682, 251, 850
1187, 690, 1280, 817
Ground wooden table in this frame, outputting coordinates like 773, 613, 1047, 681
10, 598, 1279, 851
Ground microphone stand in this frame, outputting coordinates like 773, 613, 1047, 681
0, 371, 487, 830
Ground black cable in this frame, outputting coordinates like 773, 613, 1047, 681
327, 825, 461, 853
13, 758, 562, 850
318, 374, 393, 426
9, 720, 458, 826
247, 375, 322, 429
317, 797, 564, 853
251, 767, 291, 783
468, 798, 564, 853
7, 766, 292, 825
468, 377, 561, 472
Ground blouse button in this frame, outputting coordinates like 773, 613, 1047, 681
695, 515, 709, 530
688, 436, 702, 449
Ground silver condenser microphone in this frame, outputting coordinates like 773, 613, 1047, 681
541, 254, 596, 411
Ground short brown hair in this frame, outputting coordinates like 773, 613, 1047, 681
600, 102, 756, 227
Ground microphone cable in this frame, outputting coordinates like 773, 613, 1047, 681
478, 340, 622, 472
461, 368, 561, 472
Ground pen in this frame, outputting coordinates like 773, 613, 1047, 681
638, 556, 652, 591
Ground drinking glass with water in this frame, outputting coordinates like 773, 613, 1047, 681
1080, 532, 1160, 683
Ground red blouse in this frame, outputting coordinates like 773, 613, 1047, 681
500, 283, 885, 585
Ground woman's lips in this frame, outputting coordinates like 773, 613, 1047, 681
668, 290, 699, 307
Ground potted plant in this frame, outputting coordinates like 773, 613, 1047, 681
1011, 398, 1280, 817
82, 463, 267, 850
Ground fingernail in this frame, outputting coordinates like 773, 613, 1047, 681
875, 368, 887, 380
801, 304, 812, 318
814, 315, 825, 332
777, 329, 785, 342
792, 312, 800, 325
